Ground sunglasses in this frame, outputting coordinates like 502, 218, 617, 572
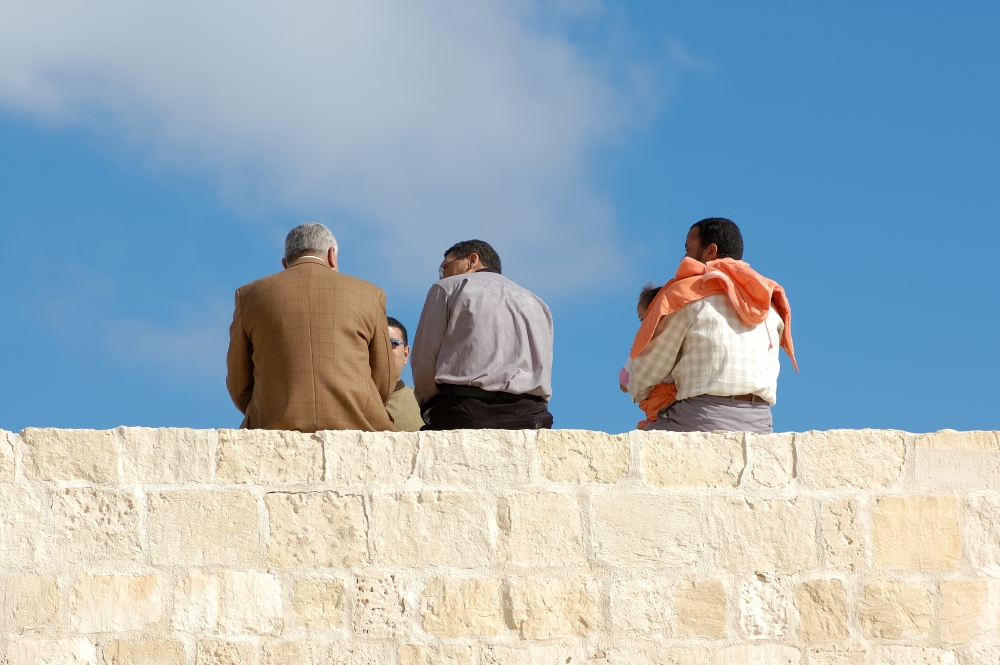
390, 338, 405, 349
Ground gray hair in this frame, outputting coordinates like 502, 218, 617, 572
284, 223, 338, 261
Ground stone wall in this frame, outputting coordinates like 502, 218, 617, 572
1, 427, 999, 664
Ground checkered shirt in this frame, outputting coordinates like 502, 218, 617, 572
628, 294, 784, 406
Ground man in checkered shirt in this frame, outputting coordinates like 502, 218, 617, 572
628, 218, 788, 434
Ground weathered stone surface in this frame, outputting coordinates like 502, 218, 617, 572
537, 429, 628, 484
353, 572, 406, 639
860, 580, 932, 639
263, 641, 391, 665
148, 490, 259, 566
1, 430, 16, 482
806, 646, 868, 665
873, 496, 960, 570
795, 579, 849, 642
917, 430, 1000, 451
798, 429, 905, 489
511, 576, 601, 638
940, 580, 994, 643
674, 579, 727, 637
607, 577, 669, 637
641, 431, 744, 488
221, 571, 283, 635
217, 428, 323, 484
69, 574, 165, 632
172, 571, 219, 633
960, 645, 1000, 665
326, 431, 417, 486
872, 646, 957, 664
498, 492, 585, 566
0, 487, 43, 565
293, 577, 345, 630
420, 429, 531, 485
120, 426, 213, 482
709, 497, 818, 573
103, 640, 185, 665
372, 491, 489, 568
399, 644, 473, 665
197, 639, 260, 665
0, 575, 59, 631
965, 495, 1000, 568
746, 432, 796, 488
592, 494, 702, 567
478, 643, 587, 665
265, 492, 367, 567
22, 427, 118, 482
5, 638, 98, 665
915, 431, 1000, 490
589, 642, 711, 665
52, 488, 141, 563
739, 574, 792, 639
715, 645, 801, 664
420, 577, 503, 638
822, 497, 866, 570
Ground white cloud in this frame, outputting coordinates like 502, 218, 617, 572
0, 0, 653, 292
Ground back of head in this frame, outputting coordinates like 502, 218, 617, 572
691, 218, 743, 260
638, 283, 662, 311
285, 222, 338, 262
387, 316, 408, 346
445, 239, 502, 273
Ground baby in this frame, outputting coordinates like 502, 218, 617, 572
620, 283, 677, 429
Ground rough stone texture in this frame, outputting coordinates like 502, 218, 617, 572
103, 640, 185, 665
510, 575, 601, 639
873, 646, 957, 664
589, 642, 711, 665
960, 645, 1000, 665
353, 572, 406, 639
221, 571, 283, 635
398, 644, 473, 665
478, 643, 587, 665
263, 641, 391, 665
822, 497, 867, 570
420, 577, 504, 638
0, 575, 59, 631
0, 486, 43, 565
293, 577, 345, 630
607, 577, 670, 637
709, 497, 818, 573
148, 490, 259, 566
120, 427, 213, 482
52, 488, 141, 563
915, 431, 1000, 490
420, 429, 531, 485
5, 638, 98, 665
939, 580, 994, 643
747, 432, 796, 487
326, 431, 417, 486
497, 492, 585, 566
265, 492, 367, 567
873, 496, 960, 570
640, 431, 744, 488
798, 429, 905, 489
592, 494, 702, 567
964, 495, 1000, 568
372, 491, 489, 568
172, 571, 220, 633
536, 429, 628, 483
69, 574, 165, 633
860, 580, 933, 639
0, 430, 16, 482
795, 579, 850, 642
807, 646, 868, 665
715, 645, 802, 664
22, 427, 118, 482
197, 639, 260, 665
739, 574, 793, 639
673, 579, 728, 638
217, 428, 323, 484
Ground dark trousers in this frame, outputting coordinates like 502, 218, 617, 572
423, 394, 553, 430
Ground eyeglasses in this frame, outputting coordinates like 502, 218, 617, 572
438, 255, 466, 279
390, 338, 405, 349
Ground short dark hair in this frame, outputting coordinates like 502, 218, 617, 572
691, 217, 743, 260
386, 316, 408, 346
637, 283, 661, 312
444, 239, 501, 273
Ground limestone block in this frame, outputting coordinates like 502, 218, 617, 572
794, 579, 849, 643
872, 646, 957, 665
860, 580, 932, 639
120, 426, 213, 482
399, 644, 473, 665
709, 497, 818, 573
263, 641, 392, 665
352, 572, 406, 639
940, 580, 994, 643
69, 574, 165, 633
715, 645, 801, 664
217, 428, 323, 484
964, 495, 1000, 568
293, 577, 345, 630
640, 430, 744, 488
0, 575, 59, 631
873, 496, 960, 570
807, 646, 868, 665
22, 427, 119, 482
960, 646, 1000, 665
172, 571, 220, 633
478, 643, 587, 665
265, 492, 367, 567
797, 429, 905, 489
510, 575, 601, 638
371, 491, 489, 568
591, 494, 702, 567
52, 488, 141, 564
747, 432, 796, 487
420, 429, 531, 486
326, 430, 417, 486
1, 430, 16, 482
420, 576, 503, 638
915, 431, 1000, 490
0, 486, 43, 565
673, 579, 727, 637
537, 429, 628, 484
222, 571, 283, 635
739, 574, 793, 639
497, 492, 585, 566
589, 643, 710, 665
5, 638, 98, 665
148, 490, 259, 566
607, 577, 669, 637
197, 639, 260, 665
103, 640, 185, 665
822, 497, 866, 570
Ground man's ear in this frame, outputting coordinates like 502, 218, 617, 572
328, 247, 339, 272
467, 252, 481, 271
705, 243, 719, 262
281, 258, 288, 269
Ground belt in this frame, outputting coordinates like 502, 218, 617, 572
436, 384, 545, 403
717, 393, 764, 403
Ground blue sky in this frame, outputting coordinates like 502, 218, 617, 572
1, 2, 997, 434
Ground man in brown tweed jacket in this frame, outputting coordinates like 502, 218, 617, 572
226, 223, 395, 432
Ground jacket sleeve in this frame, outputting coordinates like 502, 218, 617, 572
226, 289, 254, 413
369, 290, 394, 406
410, 283, 448, 407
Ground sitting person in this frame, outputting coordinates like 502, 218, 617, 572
620, 283, 677, 429
385, 316, 423, 432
